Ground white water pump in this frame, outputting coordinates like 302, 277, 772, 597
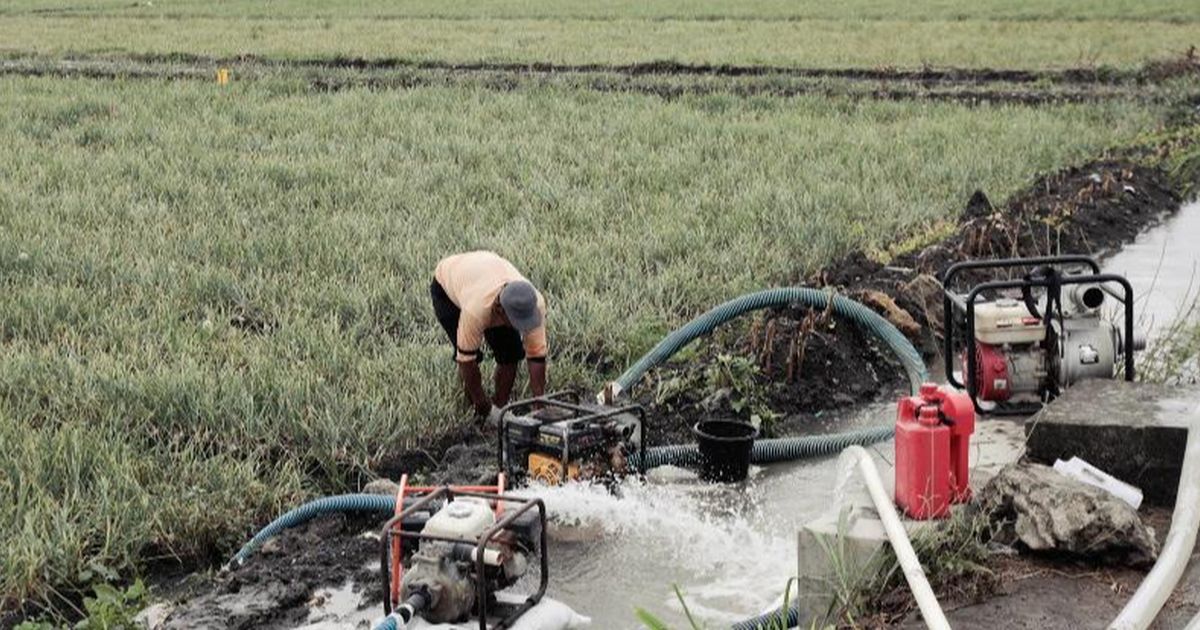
382, 485, 550, 629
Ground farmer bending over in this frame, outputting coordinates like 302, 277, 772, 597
431, 251, 547, 424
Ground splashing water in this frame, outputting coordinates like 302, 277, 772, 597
514, 478, 796, 628
502, 402, 899, 628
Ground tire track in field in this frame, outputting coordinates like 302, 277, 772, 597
0, 54, 1190, 107
67, 51, 1150, 84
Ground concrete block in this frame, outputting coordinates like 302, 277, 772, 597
1025, 380, 1199, 506
795, 450, 936, 624
796, 506, 890, 624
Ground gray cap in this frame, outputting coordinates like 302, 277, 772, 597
499, 281, 542, 332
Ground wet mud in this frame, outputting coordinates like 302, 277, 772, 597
158, 515, 382, 630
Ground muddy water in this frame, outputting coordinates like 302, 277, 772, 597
1101, 200, 1200, 339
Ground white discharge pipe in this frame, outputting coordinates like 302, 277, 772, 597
1109, 408, 1200, 630
844, 446, 951, 630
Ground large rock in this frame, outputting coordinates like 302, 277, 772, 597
980, 463, 1158, 566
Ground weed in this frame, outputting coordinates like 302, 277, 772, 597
829, 509, 999, 624
1139, 291, 1200, 385
704, 353, 780, 429
17, 579, 147, 630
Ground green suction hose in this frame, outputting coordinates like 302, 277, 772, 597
614, 287, 929, 469
615, 287, 926, 395
229, 494, 397, 567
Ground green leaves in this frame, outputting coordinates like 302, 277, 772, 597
16, 578, 148, 630
75, 579, 147, 630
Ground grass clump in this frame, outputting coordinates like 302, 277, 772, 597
821, 509, 998, 626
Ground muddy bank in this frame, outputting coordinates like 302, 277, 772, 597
638, 155, 1186, 448
33, 50, 1200, 84
815, 159, 1182, 353
2, 54, 1195, 105
155, 515, 382, 630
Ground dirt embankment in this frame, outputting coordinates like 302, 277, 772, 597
818, 159, 1180, 347
4, 51, 1198, 104
642, 156, 1184, 445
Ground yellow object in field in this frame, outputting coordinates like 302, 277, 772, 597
528, 453, 578, 485
216, 68, 230, 85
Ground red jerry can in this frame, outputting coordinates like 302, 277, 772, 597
896, 383, 976, 506
939, 386, 976, 503
895, 384, 952, 520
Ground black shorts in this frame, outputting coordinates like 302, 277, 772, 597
430, 279, 526, 365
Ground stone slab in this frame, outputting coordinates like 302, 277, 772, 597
1025, 380, 1199, 506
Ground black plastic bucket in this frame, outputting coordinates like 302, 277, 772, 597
692, 420, 759, 482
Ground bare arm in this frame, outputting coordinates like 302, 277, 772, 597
528, 360, 547, 398
457, 361, 492, 416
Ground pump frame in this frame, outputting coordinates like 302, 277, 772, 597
496, 390, 648, 484
379, 479, 549, 630
941, 255, 1135, 414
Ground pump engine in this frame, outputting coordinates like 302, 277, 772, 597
381, 479, 548, 629
942, 256, 1144, 413
497, 392, 647, 486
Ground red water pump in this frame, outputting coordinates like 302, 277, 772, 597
894, 383, 975, 520
941, 256, 1141, 414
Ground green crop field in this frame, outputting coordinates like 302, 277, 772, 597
6, 16, 1200, 69
2, 0, 1198, 21
0, 75, 1172, 609
1, 0, 1198, 622
2, 0, 1199, 69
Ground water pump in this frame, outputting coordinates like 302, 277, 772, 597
380, 478, 548, 629
942, 255, 1144, 414
497, 392, 647, 486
